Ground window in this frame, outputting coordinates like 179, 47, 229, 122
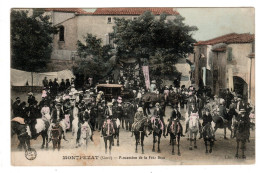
227, 47, 232, 61
107, 17, 112, 24
106, 33, 115, 48
59, 26, 64, 41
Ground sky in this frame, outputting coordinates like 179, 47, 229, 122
176, 8, 255, 41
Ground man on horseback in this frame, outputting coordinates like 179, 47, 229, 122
76, 105, 94, 143
131, 107, 148, 137
153, 102, 166, 136
185, 103, 202, 139
166, 105, 184, 137
219, 99, 229, 123
48, 103, 65, 141
202, 108, 215, 140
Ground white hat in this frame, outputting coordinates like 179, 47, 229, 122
137, 107, 143, 112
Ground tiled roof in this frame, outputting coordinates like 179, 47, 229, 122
92, 8, 179, 15
45, 8, 93, 14
195, 33, 255, 46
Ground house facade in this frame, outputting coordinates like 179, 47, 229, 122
193, 33, 255, 104
44, 8, 179, 61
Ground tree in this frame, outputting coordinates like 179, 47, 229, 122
74, 34, 115, 83
112, 11, 198, 79
11, 9, 58, 72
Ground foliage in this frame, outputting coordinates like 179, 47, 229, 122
112, 11, 197, 78
11, 9, 58, 72
75, 34, 114, 80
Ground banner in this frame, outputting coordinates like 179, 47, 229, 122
142, 66, 150, 90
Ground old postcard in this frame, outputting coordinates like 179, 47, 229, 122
10, 7, 255, 166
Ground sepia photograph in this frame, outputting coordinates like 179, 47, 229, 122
9, 7, 255, 166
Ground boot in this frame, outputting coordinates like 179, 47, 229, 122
185, 123, 188, 133
199, 132, 202, 139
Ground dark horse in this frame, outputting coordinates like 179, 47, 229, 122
235, 116, 250, 159
167, 120, 182, 155
101, 119, 115, 154
51, 123, 62, 151
112, 118, 120, 146
11, 120, 31, 151
133, 118, 150, 154
202, 123, 214, 153
149, 116, 164, 153
212, 114, 233, 139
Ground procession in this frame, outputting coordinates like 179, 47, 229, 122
11, 70, 255, 159
10, 8, 255, 165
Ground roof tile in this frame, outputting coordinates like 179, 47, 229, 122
195, 33, 254, 46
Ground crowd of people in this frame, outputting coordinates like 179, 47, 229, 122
11, 67, 255, 148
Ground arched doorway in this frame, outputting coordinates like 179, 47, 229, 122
233, 76, 248, 100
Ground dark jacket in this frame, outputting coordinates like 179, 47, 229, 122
202, 114, 213, 126
51, 108, 65, 123
171, 109, 181, 120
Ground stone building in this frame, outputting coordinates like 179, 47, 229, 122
193, 33, 255, 103
44, 8, 179, 60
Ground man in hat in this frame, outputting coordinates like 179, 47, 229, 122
153, 102, 165, 125
42, 77, 48, 88
51, 102, 64, 124
131, 107, 147, 137
12, 97, 21, 117
219, 99, 229, 122
97, 102, 106, 131
185, 103, 202, 138
166, 105, 184, 136
59, 79, 66, 93
27, 92, 36, 107
28, 100, 41, 139
201, 108, 215, 140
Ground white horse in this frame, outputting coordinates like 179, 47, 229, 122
77, 121, 92, 148
188, 112, 199, 150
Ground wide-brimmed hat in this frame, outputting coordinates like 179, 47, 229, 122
240, 109, 246, 113
137, 107, 143, 112
28, 92, 33, 95
16, 97, 20, 100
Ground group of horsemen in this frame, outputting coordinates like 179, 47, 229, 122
12, 80, 254, 145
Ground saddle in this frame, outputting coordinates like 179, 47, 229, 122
102, 120, 115, 136
132, 118, 147, 132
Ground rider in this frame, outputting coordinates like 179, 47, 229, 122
185, 103, 203, 139
219, 99, 229, 123
131, 107, 147, 137
101, 114, 115, 137
77, 105, 94, 143
48, 102, 65, 141
166, 105, 184, 136
153, 102, 166, 136
202, 108, 215, 140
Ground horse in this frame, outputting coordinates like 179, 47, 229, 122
167, 119, 182, 155
188, 113, 199, 150
76, 121, 92, 148
212, 112, 233, 139
11, 118, 31, 151
101, 119, 115, 154
51, 123, 63, 151
132, 118, 150, 154
202, 123, 214, 153
149, 116, 164, 153
235, 117, 250, 159
112, 118, 120, 146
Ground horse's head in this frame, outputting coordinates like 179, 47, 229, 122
143, 119, 152, 136
189, 115, 199, 130
81, 122, 91, 139
203, 123, 214, 139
